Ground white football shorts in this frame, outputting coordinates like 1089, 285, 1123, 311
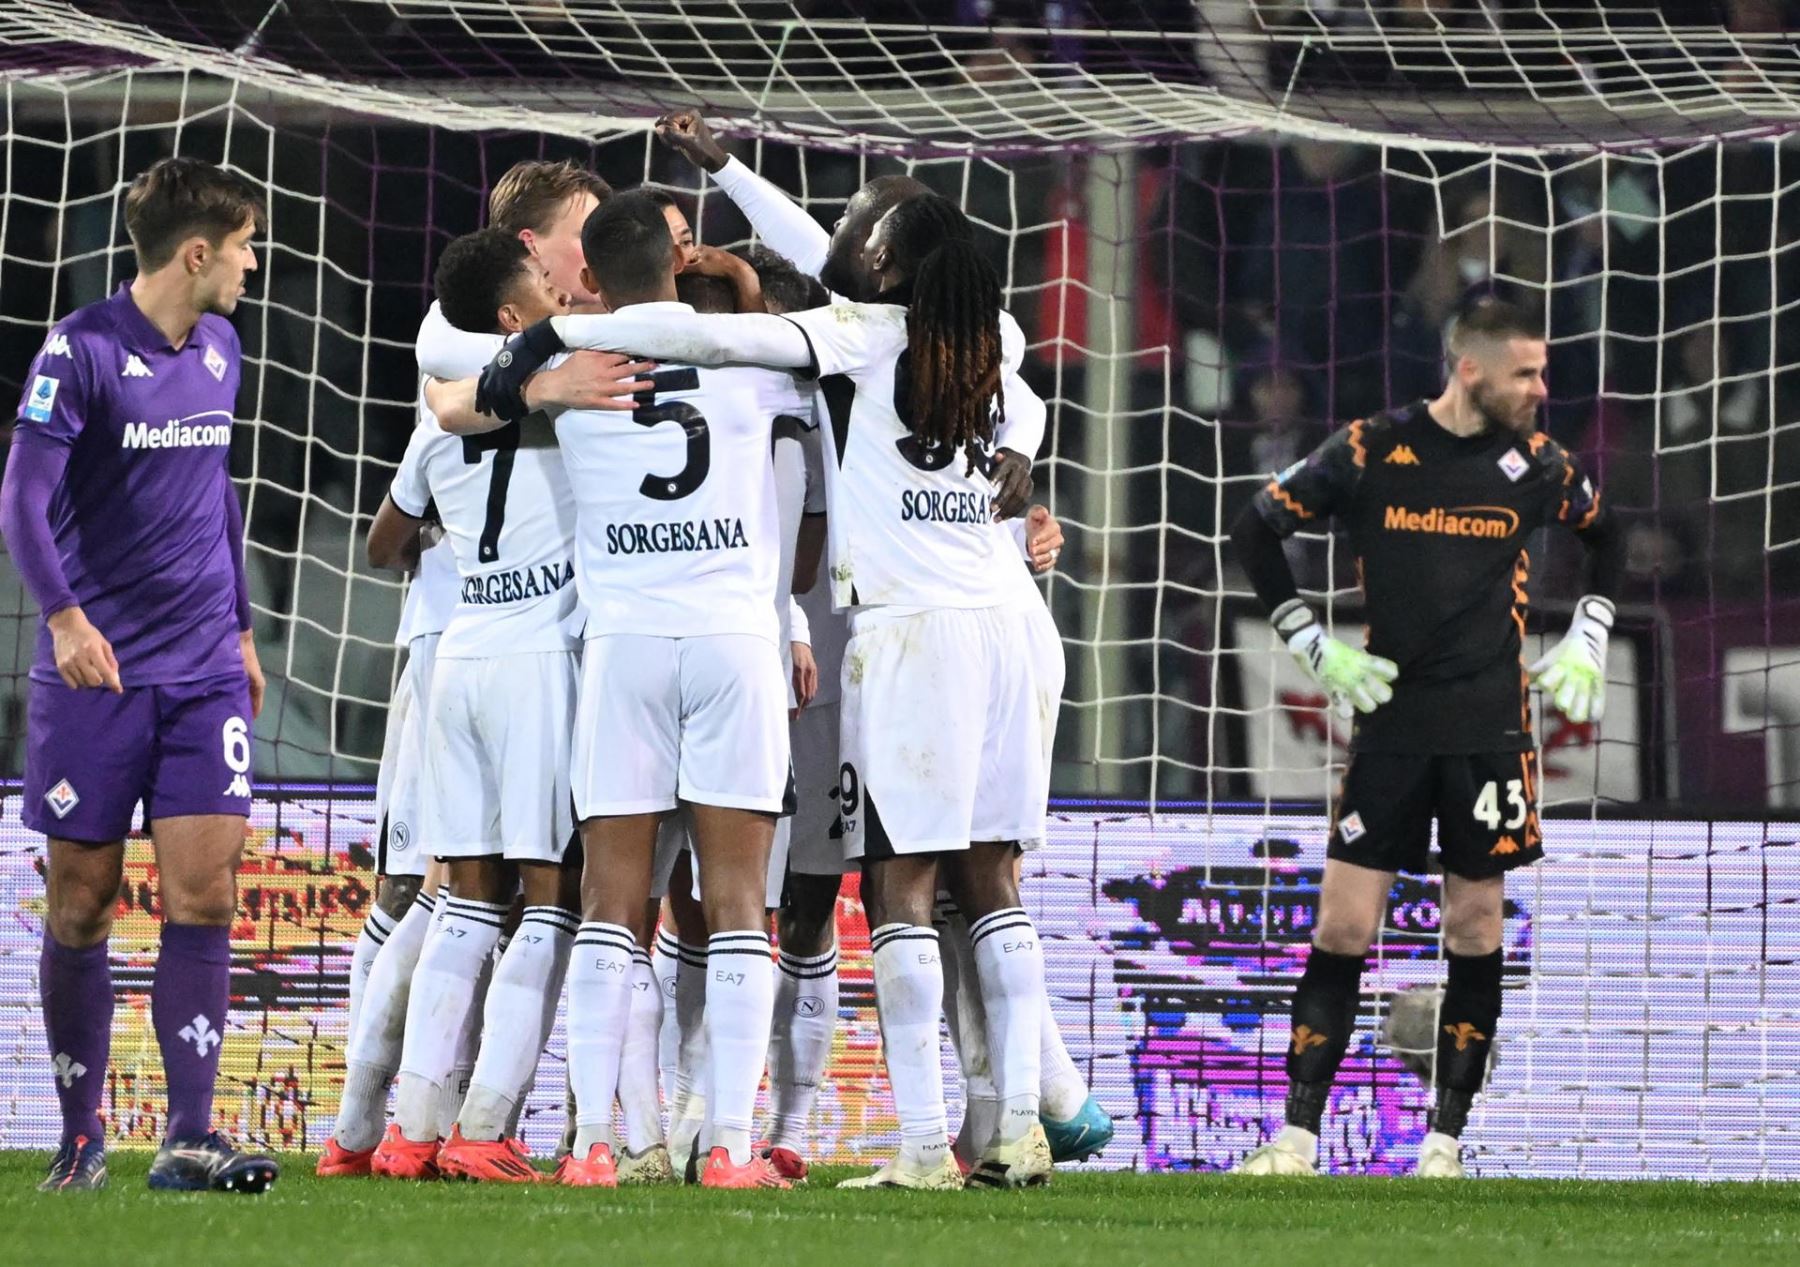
374, 632, 440, 879
420, 649, 578, 863
840, 605, 1049, 861
572, 632, 790, 818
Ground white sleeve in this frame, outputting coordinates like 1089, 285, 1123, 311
788, 595, 811, 647
712, 156, 831, 279
801, 424, 827, 514
779, 303, 899, 378
417, 301, 505, 380
552, 310, 813, 369
994, 371, 1046, 461
389, 419, 440, 518
1007, 516, 1031, 560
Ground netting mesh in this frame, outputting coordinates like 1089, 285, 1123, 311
1, 2, 1798, 1175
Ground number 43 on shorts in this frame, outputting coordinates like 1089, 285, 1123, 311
1472, 778, 1527, 830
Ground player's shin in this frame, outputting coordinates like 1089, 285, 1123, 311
618, 947, 666, 1154
969, 906, 1045, 1147
566, 922, 636, 1157
436, 927, 500, 1138
458, 906, 579, 1142
151, 923, 232, 1143
652, 926, 683, 1106
1430, 949, 1502, 1143
767, 945, 838, 1155
705, 930, 776, 1165
1038, 1004, 1088, 1121
40, 931, 113, 1146
337, 887, 436, 1151
393, 896, 507, 1143
936, 901, 998, 1166
1283, 947, 1366, 1150
346, 905, 398, 1041
871, 923, 951, 1165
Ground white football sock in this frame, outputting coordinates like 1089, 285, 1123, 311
1039, 999, 1090, 1121
394, 895, 506, 1142
335, 888, 435, 1151
667, 939, 709, 1160
767, 945, 838, 1154
438, 931, 501, 1138
619, 948, 665, 1154
459, 906, 578, 1142
936, 902, 998, 1163
651, 928, 682, 1110
871, 923, 949, 1163
970, 907, 1045, 1146
704, 931, 774, 1166
567, 922, 635, 1157
346, 905, 398, 1042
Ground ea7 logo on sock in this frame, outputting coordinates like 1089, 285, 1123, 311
52, 1052, 88, 1087
714, 970, 746, 987
180, 1014, 221, 1057
43, 779, 80, 819
1003, 938, 1037, 953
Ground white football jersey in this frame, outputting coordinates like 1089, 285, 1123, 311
773, 382, 826, 694
781, 302, 1023, 611
389, 404, 578, 660
555, 303, 786, 644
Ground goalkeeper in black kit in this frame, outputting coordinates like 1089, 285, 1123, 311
1227, 298, 1623, 1178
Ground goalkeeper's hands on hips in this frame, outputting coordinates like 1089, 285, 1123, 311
478, 318, 567, 422
1272, 598, 1398, 720
1530, 594, 1613, 724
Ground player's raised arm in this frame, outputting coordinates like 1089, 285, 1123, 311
657, 109, 832, 277
1229, 425, 1399, 719
1528, 447, 1623, 724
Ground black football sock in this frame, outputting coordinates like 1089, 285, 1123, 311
1429, 948, 1503, 1138
1284, 947, 1365, 1133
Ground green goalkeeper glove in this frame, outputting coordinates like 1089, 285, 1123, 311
1530, 594, 1614, 724
1271, 599, 1399, 720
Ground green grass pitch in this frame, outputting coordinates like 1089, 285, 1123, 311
4, 1152, 1796, 1267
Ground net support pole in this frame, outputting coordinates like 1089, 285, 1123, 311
1073, 147, 1137, 796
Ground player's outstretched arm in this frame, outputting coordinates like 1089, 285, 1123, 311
479, 312, 812, 423
657, 109, 832, 279
429, 351, 655, 435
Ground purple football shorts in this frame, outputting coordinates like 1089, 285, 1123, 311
22, 672, 253, 843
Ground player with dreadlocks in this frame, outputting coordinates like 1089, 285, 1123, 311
469, 190, 1058, 1190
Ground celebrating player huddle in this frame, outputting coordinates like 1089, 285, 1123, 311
9, 111, 1617, 1196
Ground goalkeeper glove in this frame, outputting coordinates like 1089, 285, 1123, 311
1271, 598, 1399, 720
476, 318, 566, 423
1529, 594, 1614, 724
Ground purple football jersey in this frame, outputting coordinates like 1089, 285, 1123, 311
12, 285, 245, 684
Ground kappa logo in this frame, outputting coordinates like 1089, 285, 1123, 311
43, 778, 80, 819
1291, 1024, 1328, 1055
1338, 811, 1366, 843
204, 344, 227, 382
121, 354, 154, 379
43, 334, 71, 358
1443, 1021, 1488, 1052
1491, 834, 1521, 856
180, 1014, 221, 1057
223, 773, 251, 798
24, 374, 59, 423
52, 1052, 87, 1088
1499, 448, 1530, 482
1384, 444, 1420, 466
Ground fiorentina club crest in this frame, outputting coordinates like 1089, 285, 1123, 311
204, 344, 227, 382
43, 778, 79, 819
1498, 448, 1530, 482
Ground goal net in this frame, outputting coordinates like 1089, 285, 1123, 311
0, 1, 1796, 1176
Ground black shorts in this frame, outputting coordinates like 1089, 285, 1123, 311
1328, 750, 1543, 880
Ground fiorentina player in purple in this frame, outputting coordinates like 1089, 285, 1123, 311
0, 157, 278, 1194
